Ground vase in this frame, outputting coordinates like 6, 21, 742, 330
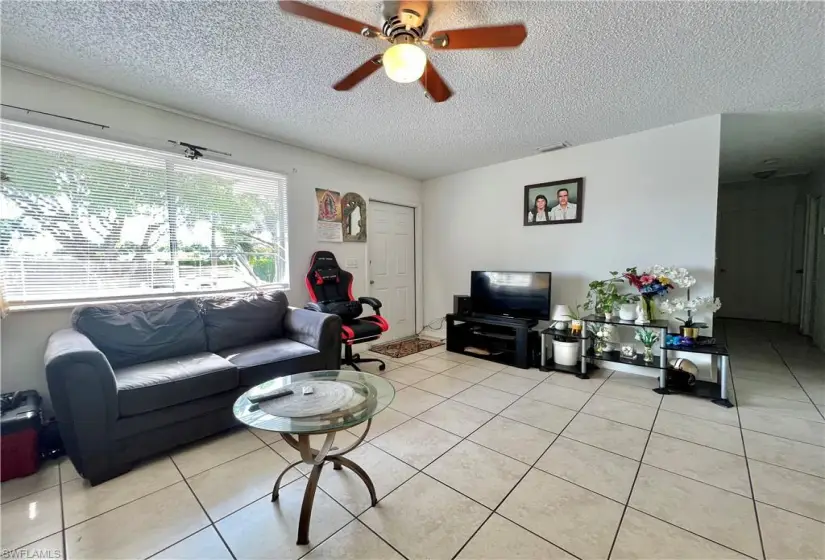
620, 344, 635, 359
603, 311, 614, 321
643, 346, 655, 363
679, 325, 700, 340
619, 303, 637, 321
635, 296, 654, 325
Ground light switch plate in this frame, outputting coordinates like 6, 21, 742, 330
346, 258, 358, 268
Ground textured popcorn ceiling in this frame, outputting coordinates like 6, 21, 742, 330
720, 113, 825, 183
1, 1, 823, 180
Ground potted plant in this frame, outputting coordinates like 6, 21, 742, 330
585, 272, 624, 319
552, 335, 580, 367
660, 295, 722, 340
617, 293, 639, 321
635, 328, 660, 363
553, 304, 584, 366
568, 303, 584, 334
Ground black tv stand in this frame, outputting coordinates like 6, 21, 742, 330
446, 313, 539, 369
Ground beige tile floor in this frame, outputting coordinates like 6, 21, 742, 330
3, 320, 825, 559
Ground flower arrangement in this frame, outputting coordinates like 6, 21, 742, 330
622, 266, 676, 323
635, 327, 659, 363
588, 323, 613, 354
659, 296, 722, 328
635, 328, 659, 347
623, 267, 676, 297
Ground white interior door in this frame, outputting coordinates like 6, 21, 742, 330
369, 202, 416, 340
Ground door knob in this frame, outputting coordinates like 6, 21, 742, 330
370, 280, 375, 284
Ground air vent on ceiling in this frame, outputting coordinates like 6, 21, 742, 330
537, 142, 571, 153
753, 169, 779, 180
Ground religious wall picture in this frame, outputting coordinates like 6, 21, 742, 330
341, 192, 367, 242
315, 188, 343, 242
523, 177, 584, 226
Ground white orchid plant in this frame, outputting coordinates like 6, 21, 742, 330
653, 265, 722, 328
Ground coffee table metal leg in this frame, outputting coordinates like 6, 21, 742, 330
271, 459, 304, 502
330, 456, 377, 506
297, 463, 324, 545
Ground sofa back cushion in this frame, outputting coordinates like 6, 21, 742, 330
72, 298, 208, 368
200, 291, 289, 352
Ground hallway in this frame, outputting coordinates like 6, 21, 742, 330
713, 319, 824, 559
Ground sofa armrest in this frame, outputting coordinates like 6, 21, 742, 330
45, 329, 120, 480
285, 307, 341, 349
284, 307, 342, 369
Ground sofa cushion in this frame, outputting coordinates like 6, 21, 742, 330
115, 353, 238, 417
200, 291, 289, 353
73, 298, 208, 368
219, 339, 322, 387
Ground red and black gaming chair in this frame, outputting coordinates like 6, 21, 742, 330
305, 251, 390, 371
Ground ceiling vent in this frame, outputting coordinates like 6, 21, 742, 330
537, 142, 571, 153
753, 169, 778, 180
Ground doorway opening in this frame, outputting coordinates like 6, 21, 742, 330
714, 113, 824, 349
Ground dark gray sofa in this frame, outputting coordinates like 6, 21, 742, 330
44, 291, 341, 485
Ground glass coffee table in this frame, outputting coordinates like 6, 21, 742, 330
233, 370, 395, 545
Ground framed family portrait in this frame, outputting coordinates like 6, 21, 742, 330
523, 177, 584, 226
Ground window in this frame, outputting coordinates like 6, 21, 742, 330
0, 120, 288, 306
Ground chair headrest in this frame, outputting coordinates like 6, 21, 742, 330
310, 251, 339, 270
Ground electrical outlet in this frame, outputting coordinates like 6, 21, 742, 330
346, 258, 358, 268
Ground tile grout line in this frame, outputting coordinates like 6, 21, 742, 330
168, 455, 238, 560
59, 460, 67, 558
731, 348, 768, 560
605, 387, 663, 560
449, 370, 619, 560
621, 504, 763, 560
768, 340, 825, 422
60, 477, 183, 531
354, 373, 599, 560
752, 498, 825, 526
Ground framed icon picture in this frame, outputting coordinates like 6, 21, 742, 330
524, 177, 584, 226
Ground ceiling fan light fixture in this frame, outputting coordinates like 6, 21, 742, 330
383, 43, 427, 83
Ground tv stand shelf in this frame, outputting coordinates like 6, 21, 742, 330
446, 314, 539, 369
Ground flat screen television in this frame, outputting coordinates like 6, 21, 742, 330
470, 271, 552, 320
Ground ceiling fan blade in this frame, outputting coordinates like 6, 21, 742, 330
333, 55, 383, 91
279, 1, 380, 36
419, 61, 452, 103
429, 24, 527, 50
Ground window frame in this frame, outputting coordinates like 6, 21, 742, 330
0, 119, 290, 310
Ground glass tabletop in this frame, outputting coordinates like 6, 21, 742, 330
233, 370, 395, 435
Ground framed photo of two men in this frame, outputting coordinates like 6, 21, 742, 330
523, 177, 585, 226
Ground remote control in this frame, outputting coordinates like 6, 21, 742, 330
248, 388, 294, 404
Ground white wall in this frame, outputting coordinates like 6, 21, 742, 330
0, 66, 424, 405
423, 116, 721, 374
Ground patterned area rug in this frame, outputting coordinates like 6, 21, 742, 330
370, 337, 444, 359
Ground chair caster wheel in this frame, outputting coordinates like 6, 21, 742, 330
379, 364, 386, 371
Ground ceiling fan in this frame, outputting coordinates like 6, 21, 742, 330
279, 1, 527, 102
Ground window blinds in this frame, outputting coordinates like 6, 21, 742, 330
0, 120, 289, 305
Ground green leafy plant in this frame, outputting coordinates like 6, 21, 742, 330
568, 303, 584, 321
617, 293, 639, 305
584, 271, 624, 315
